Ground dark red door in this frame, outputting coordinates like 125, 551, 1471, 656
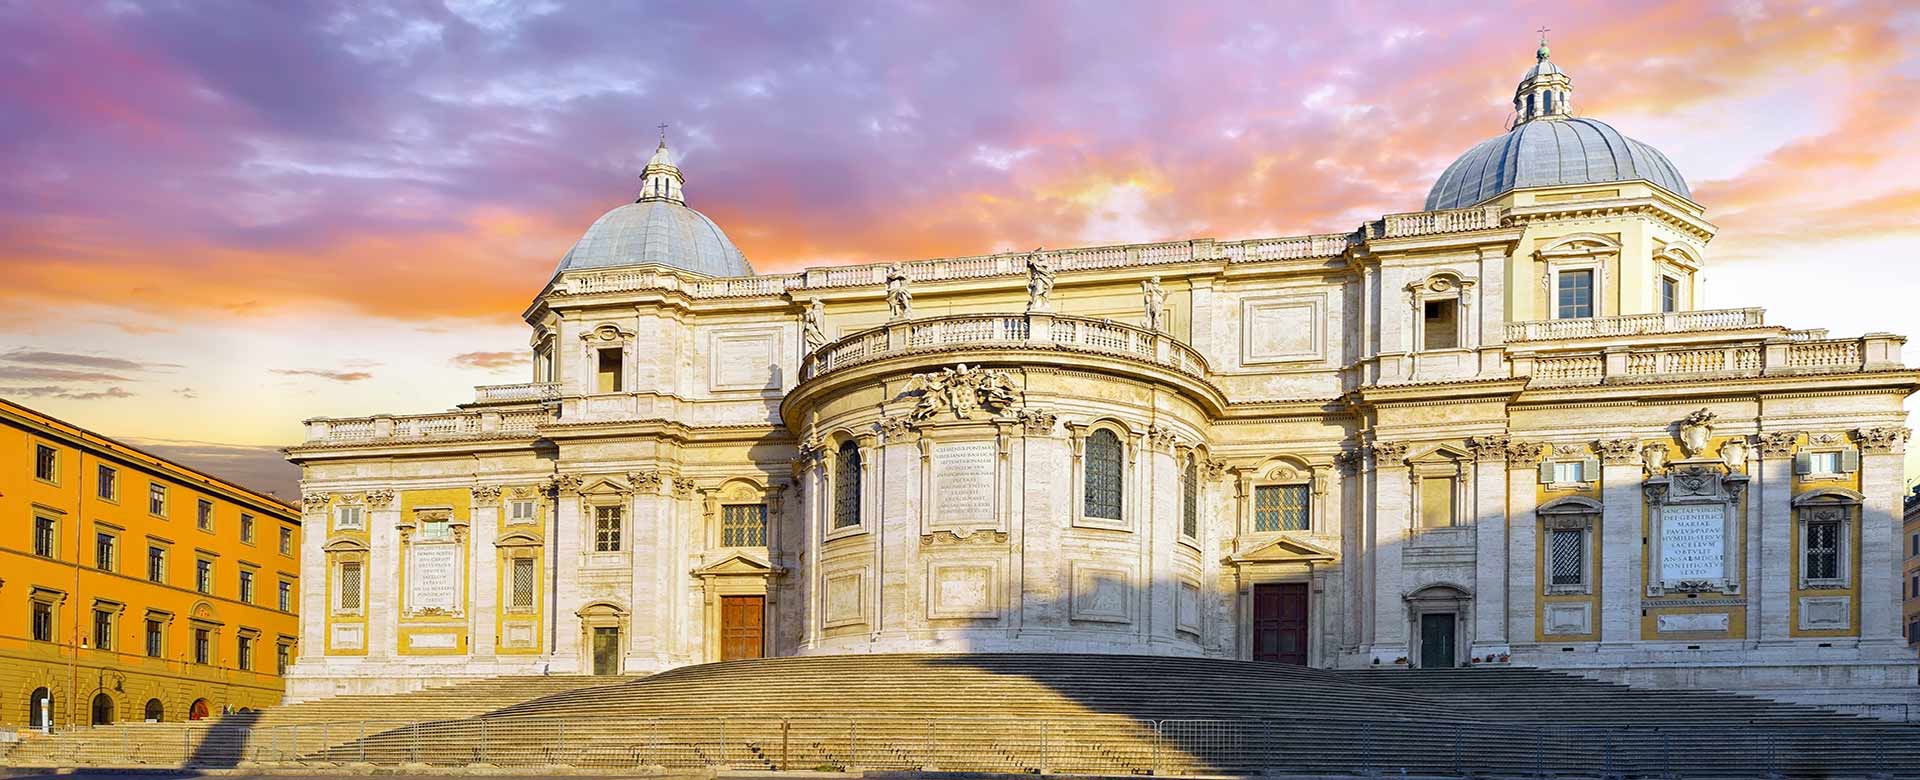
1253, 583, 1309, 665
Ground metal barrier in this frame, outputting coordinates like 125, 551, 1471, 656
27, 713, 1919, 777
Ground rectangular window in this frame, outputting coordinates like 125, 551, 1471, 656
594, 506, 623, 552
278, 580, 293, 612
1550, 528, 1586, 586
334, 506, 363, 531
147, 546, 166, 583
1806, 518, 1841, 581
149, 483, 168, 516
509, 500, 537, 525
196, 499, 213, 530
1253, 485, 1311, 532
97, 465, 117, 500
1660, 276, 1680, 313
721, 504, 768, 547
276, 643, 290, 675
238, 570, 255, 603
196, 559, 213, 595
237, 635, 253, 671
280, 526, 295, 555
34, 444, 57, 482
511, 558, 536, 611
193, 628, 210, 665
240, 513, 255, 543
1556, 270, 1594, 319
1422, 299, 1459, 350
1810, 451, 1842, 475
339, 562, 363, 611
1419, 476, 1457, 528
34, 517, 56, 558
30, 602, 53, 642
1552, 461, 1586, 484
596, 347, 624, 393
92, 609, 112, 651
145, 619, 164, 658
95, 532, 116, 571
1912, 533, 1918, 557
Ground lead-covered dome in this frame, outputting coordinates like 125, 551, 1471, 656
555, 139, 753, 277
1424, 38, 1691, 211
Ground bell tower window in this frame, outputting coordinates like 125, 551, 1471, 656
1423, 299, 1459, 350
595, 347, 623, 393
1556, 270, 1593, 319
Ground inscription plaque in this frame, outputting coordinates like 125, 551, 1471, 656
408, 544, 461, 613
935, 441, 997, 524
1660, 503, 1725, 583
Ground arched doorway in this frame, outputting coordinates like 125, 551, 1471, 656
143, 698, 164, 722
1404, 583, 1473, 669
27, 688, 50, 730
90, 693, 114, 726
188, 698, 210, 721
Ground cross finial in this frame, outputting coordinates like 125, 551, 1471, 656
656, 123, 669, 146
1536, 26, 1550, 44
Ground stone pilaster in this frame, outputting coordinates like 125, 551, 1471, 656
1598, 440, 1642, 644
548, 476, 585, 672
468, 488, 500, 658
1857, 427, 1910, 644
1468, 436, 1510, 652
366, 490, 398, 661
1368, 441, 1411, 662
297, 494, 329, 663
1505, 441, 1545, 649
1756, 432, 1798, 642
629, 474, 667, 666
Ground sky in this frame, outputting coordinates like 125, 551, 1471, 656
2, 0, 1919, 499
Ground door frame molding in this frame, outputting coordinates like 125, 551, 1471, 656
1405, 583, 1472, 668
695, 552, 784, 663
1230, 560, 1330, 666
1250, 581, 1311, 665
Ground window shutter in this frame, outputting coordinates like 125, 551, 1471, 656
1841, 449, 1860, 472
1538, 461, 1555, 484
1580, 458, 1601, 479
1792, 452, 1811, 474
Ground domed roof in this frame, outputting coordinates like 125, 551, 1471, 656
553, 137, 754, 278
1424, 38, 1691, 211
1424, 117, 1691, 211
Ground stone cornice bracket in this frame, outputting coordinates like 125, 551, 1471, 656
1505, 440, 1547, 467
301, 492, 331, 512
1757, 431, 1800, 459
627, 470, 663, 494
1597, 438, 1642, 465
470, 485, 503, 506
1855, 426, 1911, 455
548, 474, 582, 498
1466, 435, 1510, 462
364, 489, 395, 510
1016, 408, 1057, 436
1367, 440, 1409, 467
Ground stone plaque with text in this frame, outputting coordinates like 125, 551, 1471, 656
935, 440, 997, 525
409, 544, 461, 613
1660, 503, 1725, 583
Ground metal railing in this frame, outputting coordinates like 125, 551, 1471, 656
20, 714, 1920, 777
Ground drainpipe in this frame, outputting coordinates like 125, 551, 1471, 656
68, 451, 84, 730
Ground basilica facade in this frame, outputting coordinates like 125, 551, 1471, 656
285, 44, 1918, 706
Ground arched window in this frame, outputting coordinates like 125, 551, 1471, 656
27, 688, 50, 730
1084, 430, 1123, 521
833, 441, 862, 529
1181, 454, 1199, 539
144, 698, 164, 722
188, 698, 210, 721
90, 693, 114, 726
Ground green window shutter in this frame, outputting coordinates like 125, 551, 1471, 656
1793, 452, 1812, 474
1581, 458, 1601, 479
1538, 461, 1555, 484
1841, 449, 1860, 472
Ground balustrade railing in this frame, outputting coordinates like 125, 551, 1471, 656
803, 313, 1209, 382
1506, 308, 1767, 341
1521, 335, 1900, 387
472, 382, 560, 404
302, 407, 553, 445
1373, 204, 1505, 238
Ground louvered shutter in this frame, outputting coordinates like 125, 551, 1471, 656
1581, 458, 1601, 479
1841, 449, 1860, 472
1793, 452, 1812, 474
1539, 461, 1555, 484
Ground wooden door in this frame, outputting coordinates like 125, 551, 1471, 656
591, 627, 620, 675
721, 595, 765, 661
1252, 583, 1309, 665
1419, 613, 1456, 669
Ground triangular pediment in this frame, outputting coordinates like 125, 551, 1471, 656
693, 550, 779, 578
1229, 535, 1338, 564
578, 478, 628, 496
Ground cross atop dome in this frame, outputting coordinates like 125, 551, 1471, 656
638, 125, 686, 205
1512, 30, 1573, 127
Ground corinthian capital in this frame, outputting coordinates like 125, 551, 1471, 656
1855, 426, 1911, 455
1757, 431, 1799, 459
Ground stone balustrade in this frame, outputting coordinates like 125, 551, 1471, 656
1371, 205, 1506, 238
1505, 308, 1767, 342
802, 313, 1210, 382
1517, 334, 1905, 387
302, 407, 549, 445
472, 381, 561, 404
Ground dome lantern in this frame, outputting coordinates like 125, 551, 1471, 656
1512, 28, 1573, 126
638, 125, 686, 205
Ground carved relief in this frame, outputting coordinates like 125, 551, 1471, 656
1719, 437, 1750, 469
1597, 438, 1642, 465
627, 471, 663, 494
1017, 409, 1057, 436
903, 363, 1017, 421
1677, 409, 1716, 458
1467, 435, 1510, 461
1334, 449, 1362, 475
364, 489, 395, 509
1855, 426, 1911, 455
1147, 425, 1177, 452
1368, 441, 1409, 465
919, 529, 1010, 546
470, 485, 502, 506
1757, 431, 1799, 458
548, 475, 582, 497
878, 414, 918, 440
1505, 440, 1547, 466
1641, 443, 1669, 471
302, 492, 331, 511
670, 477, 695, 499
1204, 458, 1232, 481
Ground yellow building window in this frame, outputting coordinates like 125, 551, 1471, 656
97, 465, 117, 501
1420, 476, 1457, 528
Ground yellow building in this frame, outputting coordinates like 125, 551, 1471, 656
0, 398, 300, 729
1904, 486, 1920, 645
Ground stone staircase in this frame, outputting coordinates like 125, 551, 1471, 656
13, 655, 1920, 777
4, 674, 622, 768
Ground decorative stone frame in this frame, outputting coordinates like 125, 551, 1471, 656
1174, 444, 1210, 549
579, 323, 636, 396
1406, 445, 1472, 537
1538, 443, 1600, 490
1403, 270, 1477, 352
822, 429, 876, 542
330, 499, 366, 533
1793, 488, 1861, 591
916, 420, 1011, 539
530, 328, 557, 385
495, 531, 543, 616
1653, 244, 1700, 313
1067, 419, 1137, 532
1535, 233, 1620, 320
1793, 434, 1860, 482
321, 538, 369, 617
1538, 496, 1600, 595
696, 552, 783, 661
396, 506, 469, 618
576, 478, 634, 565
701, 477, 781, 549
1240, 455, 1322, 536
1404, 583, 1472, 669
1644, 463, 1746, 596
575, 600, 629, 675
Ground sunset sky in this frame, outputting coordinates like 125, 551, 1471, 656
3, 1, 1918, 497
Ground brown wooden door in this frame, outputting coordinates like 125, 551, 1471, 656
591, 627, 620, 675
721, 595, 765, 661
1252, 583, 1309, 665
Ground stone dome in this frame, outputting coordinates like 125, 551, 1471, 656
1423, 38, 1691, 211
553, 139, 754, 278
